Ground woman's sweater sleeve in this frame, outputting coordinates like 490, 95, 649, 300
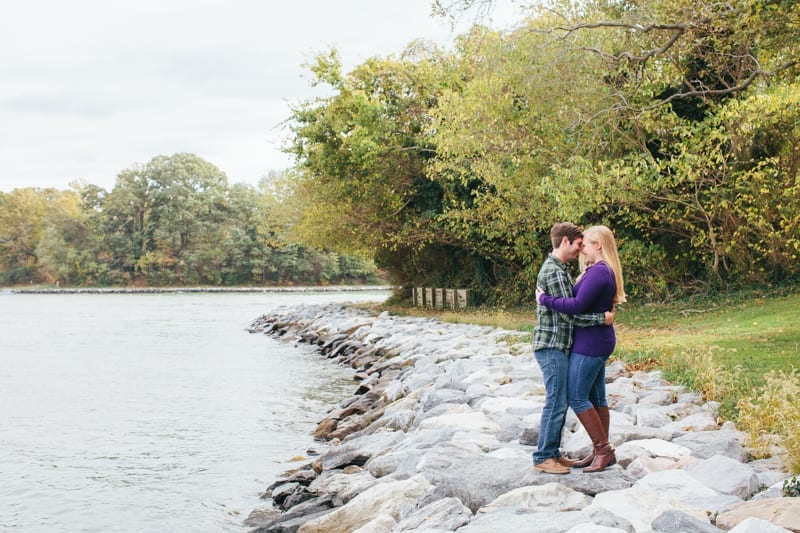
539, 265, 607, 315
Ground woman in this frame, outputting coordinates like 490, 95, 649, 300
536, 225, 626, 473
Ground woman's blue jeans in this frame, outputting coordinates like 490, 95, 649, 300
568, 351, 609, 414
533, 348, 569, 464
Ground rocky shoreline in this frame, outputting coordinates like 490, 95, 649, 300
244, 304, 799, 533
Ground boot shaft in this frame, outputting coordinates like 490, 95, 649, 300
576, 407, 616, 473
575, 408, 608, 448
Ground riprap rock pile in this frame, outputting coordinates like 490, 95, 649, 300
245, 304, 798, 533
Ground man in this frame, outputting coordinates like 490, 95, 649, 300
532, 222, 611, 474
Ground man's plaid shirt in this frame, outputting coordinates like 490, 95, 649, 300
533, 254, 604, 353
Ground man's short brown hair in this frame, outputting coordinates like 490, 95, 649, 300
550, 222, 583, 249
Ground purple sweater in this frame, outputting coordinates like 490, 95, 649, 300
539, 261, 617, 357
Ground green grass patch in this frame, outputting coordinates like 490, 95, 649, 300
618, 292, 799, 386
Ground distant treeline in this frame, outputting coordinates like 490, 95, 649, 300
0, 153, 381, 287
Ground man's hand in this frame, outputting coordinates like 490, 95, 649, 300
604, 310, 615, 325
535, 286, 545, 303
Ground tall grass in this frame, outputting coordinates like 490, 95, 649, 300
737, 370, 800, 471
615, 344, 800, 468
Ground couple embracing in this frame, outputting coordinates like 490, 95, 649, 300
532, 222, 627, 474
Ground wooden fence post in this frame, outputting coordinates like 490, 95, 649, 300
456, 289, 469, 309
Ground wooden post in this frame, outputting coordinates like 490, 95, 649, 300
425, 288, 434, 308
414, 287, 424, 306
445, 289, 456, 309
434, 288, 444, 309
456, 289, 469, 308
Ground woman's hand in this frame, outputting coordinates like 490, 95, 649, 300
535, 286, 546, 303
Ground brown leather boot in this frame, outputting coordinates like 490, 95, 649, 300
598, 406, 611, 436
571, 451, 593, 468
576, 408, 616, 473
572, 406, 614, 468
557, 456, 576, 467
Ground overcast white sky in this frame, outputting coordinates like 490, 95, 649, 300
0, 0, 523, 192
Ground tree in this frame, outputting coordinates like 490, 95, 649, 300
288, 47, 441, 252
286, 44, 484, 294
0, 189, 50, 284
96, 153, 230, 285
35, 186, 107, 285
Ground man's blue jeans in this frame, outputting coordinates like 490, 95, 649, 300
568, 351, 609, 414
533, 348, 569, 464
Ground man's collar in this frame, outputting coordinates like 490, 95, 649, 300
548, 253, 568, 269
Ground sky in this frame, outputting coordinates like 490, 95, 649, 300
0, 0, 524, 192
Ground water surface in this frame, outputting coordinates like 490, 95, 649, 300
0, 290, 389, 532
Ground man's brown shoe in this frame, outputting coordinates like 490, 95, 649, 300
533, 458, 570, 474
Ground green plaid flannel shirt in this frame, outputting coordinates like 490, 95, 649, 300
533, 254, 606, 353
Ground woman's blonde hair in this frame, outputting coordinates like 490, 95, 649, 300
580, 225, 627, 304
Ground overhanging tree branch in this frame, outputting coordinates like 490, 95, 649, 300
551, 17, 798, 113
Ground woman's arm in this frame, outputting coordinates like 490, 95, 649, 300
574, 310, 612, 327
538, 265, 609, 315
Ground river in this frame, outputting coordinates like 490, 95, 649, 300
0, 289, 390, 532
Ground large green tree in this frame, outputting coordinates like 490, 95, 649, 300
286, 45, 497, 295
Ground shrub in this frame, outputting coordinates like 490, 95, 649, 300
783, 476, 800, 497
737, 370, 800, 471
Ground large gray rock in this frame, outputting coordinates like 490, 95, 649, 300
685, 454, 761, 499
727, 517, 793, 533
252, 494, 335, 533
606, 380, 641, 409
662, 412, 719, 436
672, 430, 749, 461
628, 405, 674, 428
455, 506, 634, 533
626, 455, 693, 479
651, 509, 723, 533
402, 445, 536, 511
417, 408, 503, 435
297, 474, 433, 533
317, 430, 405, 471
638, 389, 677, 406
635, 469, 743, 514
307, 468, 379, 506
450, 431, 503, 453
391, 497, 473, 532
589, 487, 712, 532
615, 438, 693, 468
479, 482, 591, 512
421, 388, 470, 411
476, 395, 542, 418
352, 513, 397, 532
716, 498, 800, 532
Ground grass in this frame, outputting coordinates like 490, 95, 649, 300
615, 292, 799, 386
365, 289, 800, 472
